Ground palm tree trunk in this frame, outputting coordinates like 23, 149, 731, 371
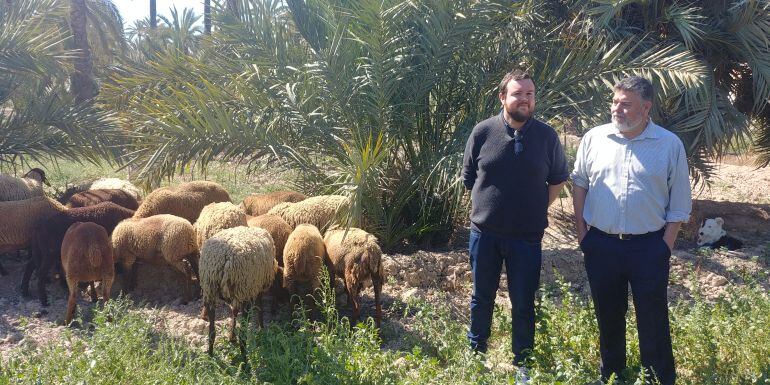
150, 0, 157, 29
204, 0, 211, 35
226, 0, 238, 18
70, 0, 96, 102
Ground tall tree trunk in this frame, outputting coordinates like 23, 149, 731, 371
226, 0, 238, 18
70, 0, 96, 102
150, 0, 157, 29
204, 0, 211, 35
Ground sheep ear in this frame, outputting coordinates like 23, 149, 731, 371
715, 217, 724, 226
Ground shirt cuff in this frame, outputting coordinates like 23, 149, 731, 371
570, 173, 589, 189
547, 173, 569, 185
665, 211, 690, 223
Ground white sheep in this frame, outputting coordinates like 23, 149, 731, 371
0, 168, 48, 201
194, 202, 247, 248
323, 227, 385, 327
111, 214, 200, 301
282, 224, 325, 313
199, 226, 277, 355
267, 195, 350, 231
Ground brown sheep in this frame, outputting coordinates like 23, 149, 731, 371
65, 188, 140, 210
240, 191, 307, 216
247, 214, 292, 265
133, 181, 230, 223
60, 222, 114, 325
323, 227, 385, 327
282, 224, 325, 314
22, 202, 135, 306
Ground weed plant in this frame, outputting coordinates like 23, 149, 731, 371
1, 277, 768, 385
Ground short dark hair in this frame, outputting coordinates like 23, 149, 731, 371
613, 76, 653, 102
499, 69, 533, 95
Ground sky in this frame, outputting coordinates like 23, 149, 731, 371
113, 0, 205, 27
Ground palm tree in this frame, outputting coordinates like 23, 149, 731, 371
69, 0, 97, 102
150, 0, 156, 29
0, 0, 122, 167
204, 0, 211, 35
103, 0, 768, 248
158, 6, 202, 55
575, 0, 770, 169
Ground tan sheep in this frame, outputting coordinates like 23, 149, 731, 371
133, 181, 230, 223
0, 168, 49, 201
60, 222, 114, 325
323, 227, 385, 327
0, 196, 67, 255
199, 226, 278, 355
247, 214, 292, 265
194, 202, 247, 248
111, 214, 200, 301
240, 191, 307, 216
267, 195, 350, 231
282, 224, 325, 313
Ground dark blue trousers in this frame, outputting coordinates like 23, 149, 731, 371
581, 227, 676, 385
468, 229, 542, 365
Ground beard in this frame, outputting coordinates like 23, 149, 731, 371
613, 115, 646, 133
507, 105, 531, 123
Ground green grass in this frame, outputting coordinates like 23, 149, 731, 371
1, 275, 769, 385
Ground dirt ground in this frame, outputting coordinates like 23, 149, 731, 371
1, 160, 769, 360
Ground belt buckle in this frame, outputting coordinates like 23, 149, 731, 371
618, 233, 627, 240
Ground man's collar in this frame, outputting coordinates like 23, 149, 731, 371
501, 110, 534, 134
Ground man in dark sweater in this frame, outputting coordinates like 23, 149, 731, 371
462, 69, 568, 381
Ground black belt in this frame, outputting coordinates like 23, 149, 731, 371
591, 226, 664, 241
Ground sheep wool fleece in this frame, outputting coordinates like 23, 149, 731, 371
200, 226, 277, 307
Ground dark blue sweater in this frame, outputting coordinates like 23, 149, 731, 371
462, 113, 568, 239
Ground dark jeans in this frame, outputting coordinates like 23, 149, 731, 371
581, 227, 675, 385
467, 229, 542, 365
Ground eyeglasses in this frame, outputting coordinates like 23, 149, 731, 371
513, 130, 523, 155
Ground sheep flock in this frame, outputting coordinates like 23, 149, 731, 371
0, 170, 386, 353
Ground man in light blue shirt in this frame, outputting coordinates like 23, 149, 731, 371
571, 76, 691, 385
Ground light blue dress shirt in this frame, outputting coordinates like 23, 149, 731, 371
571, 121, 692, 235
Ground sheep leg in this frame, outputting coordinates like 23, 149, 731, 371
200, 305, 210, 321
207, 304, 216, 356
229, 305, 239, 342
37, 258, 51, 307
256, 295, 264, 328
126, 263, 138, 292
345, 279, 360, 326
372, 276, 383, 329
21, 258, 35, 297
64, 278, 78, 326
102, 275, 113, 299
88, 282, 98, 303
